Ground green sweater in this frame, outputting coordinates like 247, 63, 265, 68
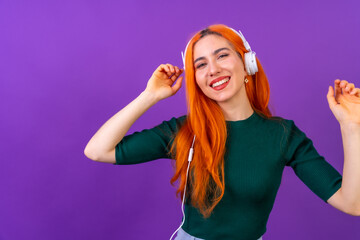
114, 111, 342, 240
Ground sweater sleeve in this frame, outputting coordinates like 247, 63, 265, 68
114, 115, 187, 165
283, 120, 343, 203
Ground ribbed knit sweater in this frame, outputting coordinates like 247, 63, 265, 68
114, 111, 342, 240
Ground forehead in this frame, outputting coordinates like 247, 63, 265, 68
193, 34, 234, 58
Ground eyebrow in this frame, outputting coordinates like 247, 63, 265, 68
194, 47, 230, 64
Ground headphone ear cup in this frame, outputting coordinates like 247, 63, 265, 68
244, 51, 258, 75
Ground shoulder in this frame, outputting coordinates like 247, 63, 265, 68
257, 113, 292, 130
256, 113, 305, 139
153, 115, 188, 134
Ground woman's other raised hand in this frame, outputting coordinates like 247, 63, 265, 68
327, 79, 360, 126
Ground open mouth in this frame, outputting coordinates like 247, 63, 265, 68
211, 77, 230, 88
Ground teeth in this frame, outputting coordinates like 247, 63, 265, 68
211, 77, 230, 87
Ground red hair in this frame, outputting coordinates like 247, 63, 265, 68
170, 24, 272, 218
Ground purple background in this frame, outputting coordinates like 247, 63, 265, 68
1, 0, 359, 239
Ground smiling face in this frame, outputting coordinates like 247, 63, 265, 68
193, 34, 248, 105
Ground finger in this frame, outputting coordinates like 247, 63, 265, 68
161, 64, 173, 77
155, 65, 168, 78
170, 67, 184, 81
176, 66, 183, 73
175, 66, 180, 74
167, 64, 179, 79
327, 86, 338, 109
167, 64, 174, 76
166, 63, 175, 73
158, 64, 170, 73
350, 88, 360, 97
170, 73, 177, 81
334, 79, 342, 98
339, 80, 349, 89
170, 72, 181, 81
174, 67, 183, 77
345, 83, 355, 93
171, 76, 183, 94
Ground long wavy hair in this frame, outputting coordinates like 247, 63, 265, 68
169, 24, 273, 218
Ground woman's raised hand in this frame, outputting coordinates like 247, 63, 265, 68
144, 63, 184, 101
84, 64, 183, 163
327, 79, 360, 126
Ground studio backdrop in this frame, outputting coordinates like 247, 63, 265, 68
0, 0, 359, 239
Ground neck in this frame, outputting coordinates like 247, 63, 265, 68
217, 85, 254, 121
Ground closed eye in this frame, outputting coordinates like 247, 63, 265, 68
196, 63, 206, 69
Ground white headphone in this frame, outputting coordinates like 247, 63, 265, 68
181, 27, 258, 76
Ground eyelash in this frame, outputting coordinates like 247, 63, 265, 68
196, 54, 229, 69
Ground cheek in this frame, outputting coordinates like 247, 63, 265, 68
195, 73, 205, 87
232, 59, 246, 74
227, 59, 238, 70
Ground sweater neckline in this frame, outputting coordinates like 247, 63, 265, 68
225, 110, 260, 126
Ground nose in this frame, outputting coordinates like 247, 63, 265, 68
208, 59, 221, 77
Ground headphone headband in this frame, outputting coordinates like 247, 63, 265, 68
181, 26, 258, 75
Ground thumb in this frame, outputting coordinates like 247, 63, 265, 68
171, 76, 183, 94
327, 86, 338, 110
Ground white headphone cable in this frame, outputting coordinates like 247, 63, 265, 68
169, 135, 196, 240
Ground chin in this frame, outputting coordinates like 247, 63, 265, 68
209, 95, 232, 103
201, 87, 234, 103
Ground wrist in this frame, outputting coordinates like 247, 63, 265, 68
140, 90, 160, 105
340, 122, 360, 137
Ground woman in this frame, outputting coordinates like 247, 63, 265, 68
84, 24, 360, 240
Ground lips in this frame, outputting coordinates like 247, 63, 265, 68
209, 76, 231, 87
